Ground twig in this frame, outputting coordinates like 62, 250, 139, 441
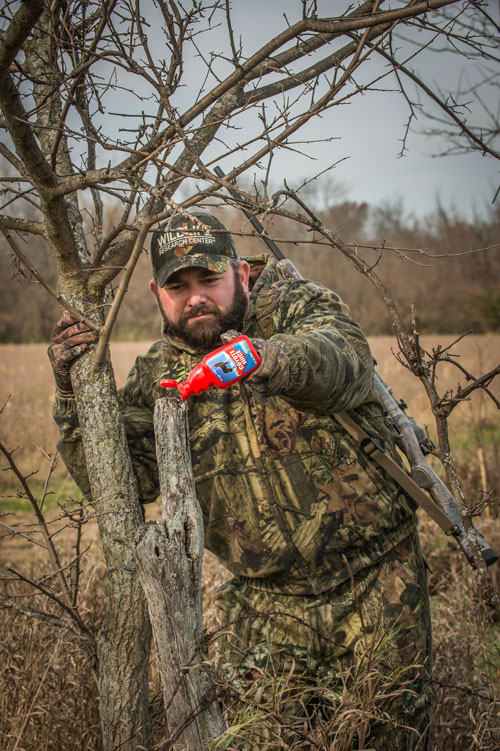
94, 210, 155, 368
0, 520, 47, 549
0, 440, 85, 615
438, 363, 500, 412
7, 567, 91, 637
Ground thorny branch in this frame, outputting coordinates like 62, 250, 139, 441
0, 396, 94, 638
1, 0, 494, 320
373, 45, 500, 163
0, 439, 91, 628
437, 361, 500, 414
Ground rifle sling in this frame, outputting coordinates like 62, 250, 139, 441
334, 411, 456, 535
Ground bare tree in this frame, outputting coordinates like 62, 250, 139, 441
1, 1, 499, 748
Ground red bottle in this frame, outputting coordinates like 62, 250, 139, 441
160, 335, 261, 399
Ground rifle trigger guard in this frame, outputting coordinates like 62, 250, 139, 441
360, 436, 385, 456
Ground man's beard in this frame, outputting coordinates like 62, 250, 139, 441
160, 273, 249, 349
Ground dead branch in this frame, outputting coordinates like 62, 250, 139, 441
373, 45, 500, 162
437, 362, 500, 413
94, 211, 153, 367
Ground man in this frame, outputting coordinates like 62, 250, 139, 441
49, 211, 432, 749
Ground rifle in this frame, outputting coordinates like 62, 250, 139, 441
214, 165, 498, 568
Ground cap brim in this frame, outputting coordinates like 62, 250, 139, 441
154, 254, 231, 288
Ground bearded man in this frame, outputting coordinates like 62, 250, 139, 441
48, 211, 433, 750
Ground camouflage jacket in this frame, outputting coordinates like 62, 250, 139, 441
53, 255, 417, 594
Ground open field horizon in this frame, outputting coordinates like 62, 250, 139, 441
1, 333, 498, 477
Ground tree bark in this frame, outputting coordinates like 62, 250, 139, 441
67, 291, 152, 751
136, 398, 225, 750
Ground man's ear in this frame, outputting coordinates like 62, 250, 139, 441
238, 260, 250, 295
149, 279, 158, 301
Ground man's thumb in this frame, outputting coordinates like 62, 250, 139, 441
220, 329, 241, 343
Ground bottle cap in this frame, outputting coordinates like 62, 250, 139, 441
160, 378, 192, 399
160, 379, 178, 389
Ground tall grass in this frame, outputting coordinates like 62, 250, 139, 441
0, 559, 104, 751
2, 522, 500, 750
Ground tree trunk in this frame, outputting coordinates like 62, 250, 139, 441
68, 292, 152, 751
136, 398, 225, 750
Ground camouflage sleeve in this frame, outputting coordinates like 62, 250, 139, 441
53, 394, 92, 498
52, 358, 160, 504
117, 356, 160, 504
270, 280, 375, 413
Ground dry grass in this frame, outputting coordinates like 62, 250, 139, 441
0, 340, 153, 485
0, 578, 104, 751
1, 336, 500, 750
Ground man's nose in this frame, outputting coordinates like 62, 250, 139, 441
186, 283, 207, 307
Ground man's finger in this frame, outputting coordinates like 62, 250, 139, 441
50, 341, 91, 365
244, 338, 290, 397
52, 314, 82, 337
52, 328, 97, 346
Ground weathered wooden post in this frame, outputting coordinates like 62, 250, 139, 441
136, 398, 225, 750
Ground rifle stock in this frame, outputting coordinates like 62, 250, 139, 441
374, 374, 497, 567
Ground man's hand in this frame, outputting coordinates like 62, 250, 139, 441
48, 315, 98, 396
221, 330, 290, 397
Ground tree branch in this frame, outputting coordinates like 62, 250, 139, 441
373, 45, 500, 162
0, 213, 45, 235
94, 212, 154, 368
41, 0, 463, 198
0, 0, 44, 74
439, 363, 500, 413
49, 0, 118, 168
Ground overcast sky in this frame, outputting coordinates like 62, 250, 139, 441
5, 1, 498, 221
167, 1, 499, 221
261, 81, 500, 220
229, 2, 499, 219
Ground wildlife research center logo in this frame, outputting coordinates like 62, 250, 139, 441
156, 222, 216, 257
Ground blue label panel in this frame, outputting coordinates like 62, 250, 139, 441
206, 340, 259, 384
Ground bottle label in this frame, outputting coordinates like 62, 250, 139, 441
205, 339, 259, 384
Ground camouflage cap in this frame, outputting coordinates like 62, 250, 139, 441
151, 212, 238, 287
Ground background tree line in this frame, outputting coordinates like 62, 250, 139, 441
2, 191, 499, 343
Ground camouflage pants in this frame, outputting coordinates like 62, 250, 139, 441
215, 532, 433, 750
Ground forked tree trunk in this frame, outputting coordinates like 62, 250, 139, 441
136, 398, 225, 750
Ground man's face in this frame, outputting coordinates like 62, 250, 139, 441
150, 262, 250, 349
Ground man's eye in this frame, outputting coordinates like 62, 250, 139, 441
166, 283, 183, 292
204, 276, 221, 284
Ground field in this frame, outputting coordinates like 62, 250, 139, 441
1, 335, 500, 750
2, 334, 498, 474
